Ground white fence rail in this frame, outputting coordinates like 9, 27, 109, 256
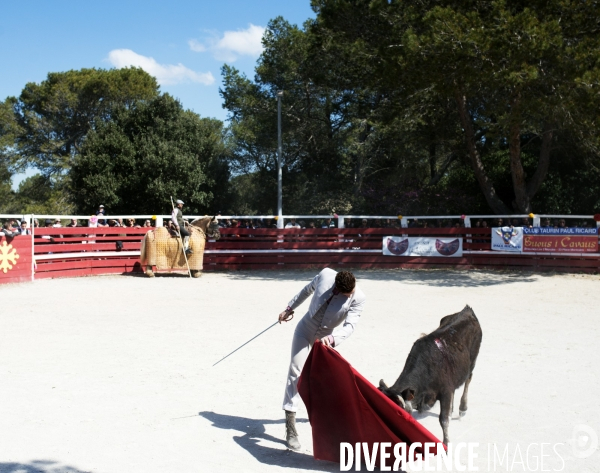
1, 213, 599, 230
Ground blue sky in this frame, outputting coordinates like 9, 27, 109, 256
1, 0, 315, 187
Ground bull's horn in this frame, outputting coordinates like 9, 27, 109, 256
396, 394, 406, 409
379, 379, 406, 408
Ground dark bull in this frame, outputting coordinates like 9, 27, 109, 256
378, 305, 482, 445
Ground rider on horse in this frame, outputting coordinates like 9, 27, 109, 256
172, 199, 192, 255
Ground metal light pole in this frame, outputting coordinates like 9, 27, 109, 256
276, 90, 284, 229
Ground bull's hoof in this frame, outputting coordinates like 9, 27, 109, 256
193, 271, 203, 278
146, 270, 155, 278
459, 409, 467, 417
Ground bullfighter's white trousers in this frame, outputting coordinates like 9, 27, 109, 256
282, 312, 333, 412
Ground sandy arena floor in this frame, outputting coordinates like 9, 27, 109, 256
1, 269, 599, 473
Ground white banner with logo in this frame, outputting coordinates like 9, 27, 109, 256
491, 226, 523, 252
382, 236, 463, 257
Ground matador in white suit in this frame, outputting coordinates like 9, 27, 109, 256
278, 268, 366, 450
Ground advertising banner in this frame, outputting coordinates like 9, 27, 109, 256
522, 227, 598, 253
491, 226, 523, 252
383, 236, 463, 257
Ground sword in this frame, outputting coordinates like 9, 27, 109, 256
212, 320, 280, 367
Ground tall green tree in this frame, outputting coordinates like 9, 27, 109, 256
221, 17, 359, 214
0, 98, 19, 211
9, 67, 159, 176
312, 0, 600, 213
8, 175, 74, 215
221, 17, 474, 215
71, 94, 230, 215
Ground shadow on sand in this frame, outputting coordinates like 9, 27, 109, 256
199, 411, 337, 471
198, 411, 408, 472
0, 461, 90, 473
218, 268, 539, 288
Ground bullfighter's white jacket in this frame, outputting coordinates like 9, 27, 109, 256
287, 267, 366, 346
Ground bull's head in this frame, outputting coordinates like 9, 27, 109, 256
378, 379, 415, 413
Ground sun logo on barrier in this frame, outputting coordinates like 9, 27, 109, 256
0, 240, 20, 274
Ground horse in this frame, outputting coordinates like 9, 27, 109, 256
140, 216, 220, 277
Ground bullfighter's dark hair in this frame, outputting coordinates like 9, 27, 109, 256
335, 271, 356, 293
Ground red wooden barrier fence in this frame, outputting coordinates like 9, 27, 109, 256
34, 227, 147, 279
205, 227, 600, 273
0, 226, 598, 284
0, 235, 33, 284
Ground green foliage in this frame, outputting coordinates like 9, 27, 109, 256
307, 0, 600, 214
0, 163, 15, 213
71, 94, 230, 215
4, 4, 600, 217
10, 67, 159, 176
220, 16, 488, 215
12, 175, 74, 214
0, 98, 21, 210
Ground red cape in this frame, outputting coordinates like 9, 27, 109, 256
297, 340, 443, 468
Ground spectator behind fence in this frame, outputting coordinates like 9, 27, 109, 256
40, 219, 56, 243
473, 220, 482, 244
285, 218, 301, 229
19, 220, 31, 235
143, 219, 152, 228
1, 220, 18, 237
66, 219, 78, 227
96, 205, 107, 226
53, 219, 62, 228
33, 219, 39, 228
322, 218, 335, 228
